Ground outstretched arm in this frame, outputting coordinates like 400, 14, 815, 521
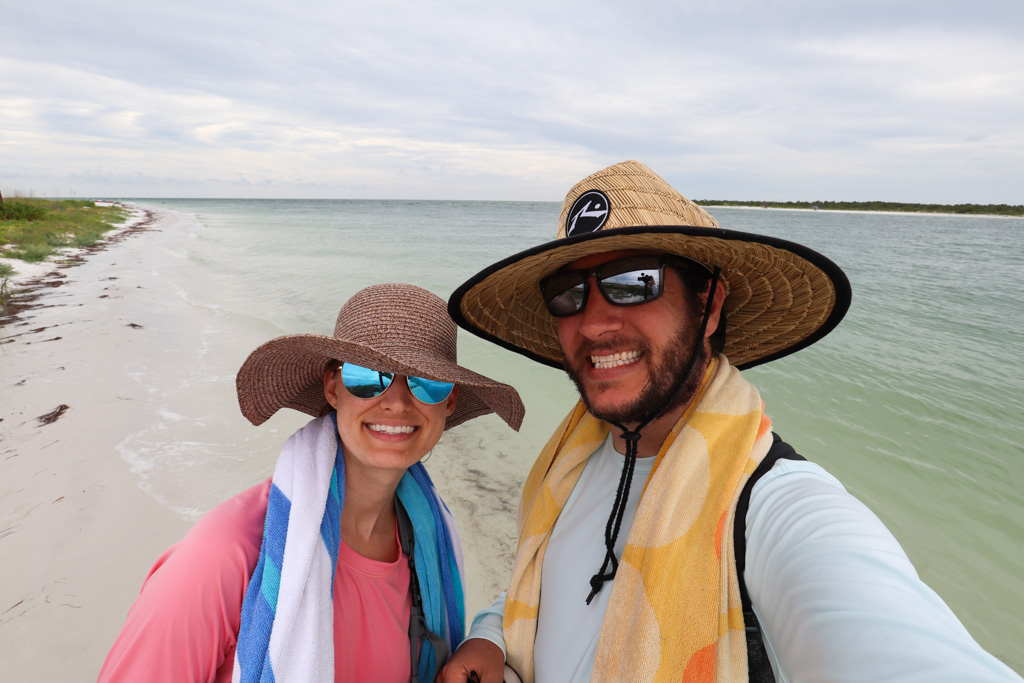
746, 460, 1022, 682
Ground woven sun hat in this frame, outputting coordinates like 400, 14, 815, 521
236, 283, 525, 431
448, 160, 851, 370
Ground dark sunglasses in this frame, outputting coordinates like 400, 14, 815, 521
340, 362, 455, 405
540, 255, 709, 317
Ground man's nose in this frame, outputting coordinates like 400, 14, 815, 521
577, 281, 623, 339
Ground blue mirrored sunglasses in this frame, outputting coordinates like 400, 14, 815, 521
341, 362, 455, 405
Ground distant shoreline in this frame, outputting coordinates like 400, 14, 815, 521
10, 197, 1022, 218
696, 200, 1023, 217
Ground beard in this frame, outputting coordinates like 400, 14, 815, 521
564, 320, 709, 427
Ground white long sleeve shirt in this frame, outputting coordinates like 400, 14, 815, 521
467, 435, 1021, 682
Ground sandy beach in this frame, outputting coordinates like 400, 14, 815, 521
1, 208, 191, 681
0, 206, 524, 681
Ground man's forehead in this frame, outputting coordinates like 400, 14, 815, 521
563, 248, 666, 270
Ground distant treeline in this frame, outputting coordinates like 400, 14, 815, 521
695, 200, 1023, 217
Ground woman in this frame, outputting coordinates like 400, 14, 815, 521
99, 283, 525, 683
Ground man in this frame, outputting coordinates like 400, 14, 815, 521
440, 161, 1020, 682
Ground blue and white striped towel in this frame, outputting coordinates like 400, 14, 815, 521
233, 413, 465, 682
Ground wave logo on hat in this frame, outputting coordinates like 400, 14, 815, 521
566, 190, 610, 236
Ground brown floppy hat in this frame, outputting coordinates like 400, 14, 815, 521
237, 283, 525, 431
448, 160, 851, 370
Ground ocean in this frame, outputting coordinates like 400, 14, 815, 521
122, 198, 1023, 671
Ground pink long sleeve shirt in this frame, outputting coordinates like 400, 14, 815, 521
99, 478, 412, 683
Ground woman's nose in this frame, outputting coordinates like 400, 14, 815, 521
379, 376, 415, 409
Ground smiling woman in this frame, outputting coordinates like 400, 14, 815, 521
326, 361, 457, 483
98, 283, 524, 683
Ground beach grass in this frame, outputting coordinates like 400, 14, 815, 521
0, 242, 17, 311
0, 198, 129, 263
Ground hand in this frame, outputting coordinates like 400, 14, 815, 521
437, 638, 504, 682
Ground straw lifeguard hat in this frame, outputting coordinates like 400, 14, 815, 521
448, 160, 851, 370
237, 283, 525, 431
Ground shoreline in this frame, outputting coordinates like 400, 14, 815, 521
701, 204, 1024, 219
1, 206, 160, 322
0, 204, 521, 680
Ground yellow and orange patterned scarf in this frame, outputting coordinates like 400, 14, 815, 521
504, 357, 774, 682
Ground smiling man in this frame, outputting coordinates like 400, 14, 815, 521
553, 249, 722, 451
442, 161, 1021, 683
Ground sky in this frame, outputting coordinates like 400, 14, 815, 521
1, 0, 1021, 203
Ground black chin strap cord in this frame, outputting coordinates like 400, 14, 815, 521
585, 267, 721, 605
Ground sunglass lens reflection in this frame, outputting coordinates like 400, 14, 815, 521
342, 363, 392, 398
407, 376, 455, 404
600, 268, 662, 305
544, 277, 587, 317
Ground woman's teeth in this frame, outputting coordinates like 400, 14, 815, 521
591, 350, 641, 370
367, 424, 415, 434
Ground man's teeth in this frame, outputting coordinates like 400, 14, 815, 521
368, 424, 416, 434
591, 351, 641, 369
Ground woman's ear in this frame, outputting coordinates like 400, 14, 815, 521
444, 386, 459, 417
323, 367, 342, 410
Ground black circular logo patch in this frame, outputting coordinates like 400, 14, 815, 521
565, 190, 610, 236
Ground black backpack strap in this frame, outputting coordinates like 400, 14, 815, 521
735, 433, 805, 682
396, 500, 450, 682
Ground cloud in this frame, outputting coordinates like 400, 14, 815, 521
1, 0, 1022, 202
